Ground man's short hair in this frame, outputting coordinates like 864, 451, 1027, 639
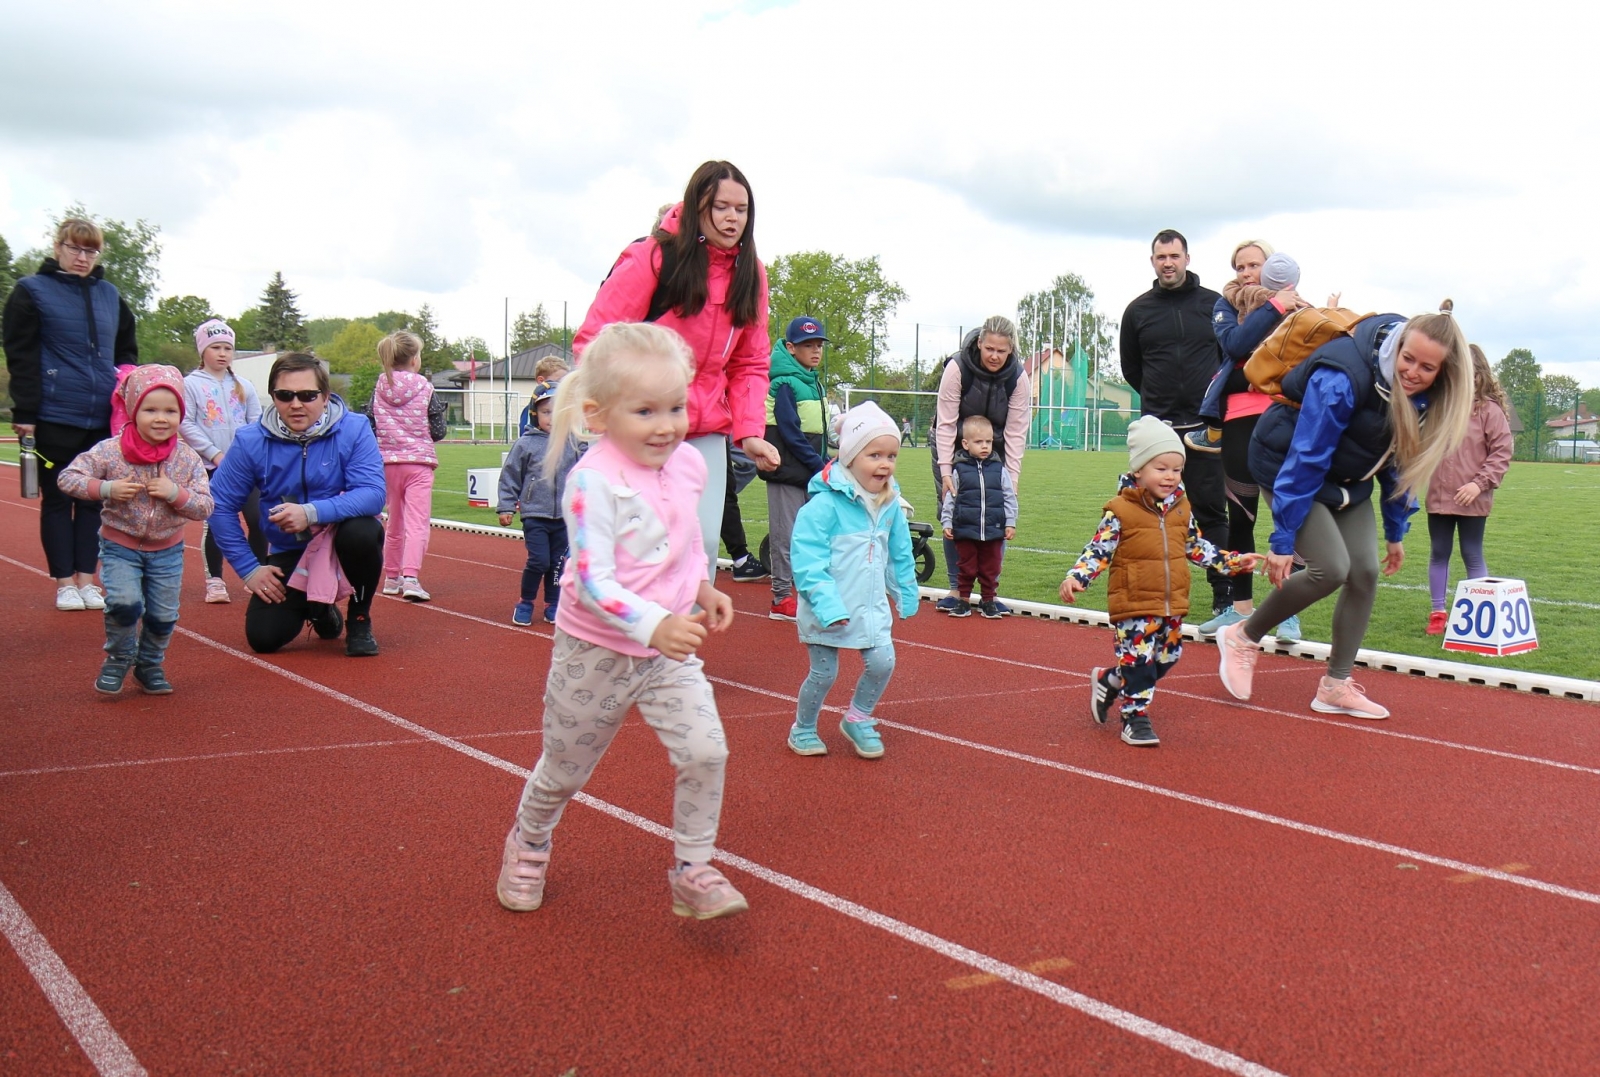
961, 414, 994, 440
1151, 229, 1189, 253
267, 352, 330, 395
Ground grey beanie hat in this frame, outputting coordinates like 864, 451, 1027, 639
1127, 415, 1186, 472
1261, 252, 1301, 292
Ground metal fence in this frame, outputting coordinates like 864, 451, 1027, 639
839, 387, 1141, 453
431, 388, 525, 443
1505, 389, 1600, 463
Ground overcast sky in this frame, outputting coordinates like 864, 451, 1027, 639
4, 0, 1597, 386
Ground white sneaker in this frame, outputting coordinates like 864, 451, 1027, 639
381, 577, 402, 596
76, 584, 106, 610
400, 576, 430, 602
56, 585, 86, 611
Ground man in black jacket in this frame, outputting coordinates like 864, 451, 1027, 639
1119, 229, 1231, 616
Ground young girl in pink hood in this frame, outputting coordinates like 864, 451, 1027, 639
370, 330, 446, 601
58, 365, 214, 695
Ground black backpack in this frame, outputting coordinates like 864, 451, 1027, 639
601, 236, 680, 323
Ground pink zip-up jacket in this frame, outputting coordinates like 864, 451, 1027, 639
555, 437, 709, 657
57, 437, 213, 551
1425, 397, 1513, 516
371, 370, 438, 467
573, 204, 771, 443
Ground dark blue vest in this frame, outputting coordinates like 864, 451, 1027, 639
1250, 314, 1406, 510
950, 452, 1007, 540
17, 268, 122, 429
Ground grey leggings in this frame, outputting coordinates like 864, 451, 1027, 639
1244, 500, 1378, 680
796, 643, 896, 727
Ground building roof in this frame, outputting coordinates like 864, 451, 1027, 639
1545, 403, 1599, 430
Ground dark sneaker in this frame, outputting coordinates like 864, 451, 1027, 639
1184, 427, 1223, 454
730, 555, 769, 582
542, 604, 558, 624
946, 599, 973, 618
1121, 715, 1160, 747
133, 665, 174, 695
345, 615, 379, 657
935, 595, 961, 612
311, 604, 344, 640
991, 599, 1011, 615
979, 601, 1003, 619
95, 658, 131, 695
1089, 666, 1116, 725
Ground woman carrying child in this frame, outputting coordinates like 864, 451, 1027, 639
58, 366, 214, 694
1423, 344, 1512, 634
182, 318, 265, 603
787, 401, 920, 759
1218, 302, 1474, 719
1060, 416, 1260, 746
371, 330, 447, 602
495, 323, 745, 920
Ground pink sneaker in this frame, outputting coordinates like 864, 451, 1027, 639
1217, 621, 1261, 700
669, 863, 748, 920
205, 577, 231, 604
1311, 677, 1390, 720
496, 828, 551, 911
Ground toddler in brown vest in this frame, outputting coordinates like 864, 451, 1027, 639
1059, 417, 1261, 746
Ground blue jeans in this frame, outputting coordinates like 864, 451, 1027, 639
796, 643, 896, 728
99, 539, 184, 668
521, 517, 568, 606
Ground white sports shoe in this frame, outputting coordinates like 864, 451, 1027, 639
56, 585, 86, 611
77, 584, 106, 610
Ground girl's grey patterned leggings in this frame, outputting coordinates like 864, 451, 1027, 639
516, 630, 728, 863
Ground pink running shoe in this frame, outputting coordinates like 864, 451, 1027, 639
496, 828, 551, 911
205, 577, 231, 604
1217, 621, 1261, 701
1311, 677, 1390, 720
669, 863, 749, 920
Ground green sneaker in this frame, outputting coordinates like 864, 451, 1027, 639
787, 725, 827, 756
840, 711, 884, 758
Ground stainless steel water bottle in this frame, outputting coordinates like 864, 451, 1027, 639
19, 435, 40, 499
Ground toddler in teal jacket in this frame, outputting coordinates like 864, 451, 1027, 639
788, 401, 920, 758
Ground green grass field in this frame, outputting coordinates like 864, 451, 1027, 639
8, 438, 1596, 681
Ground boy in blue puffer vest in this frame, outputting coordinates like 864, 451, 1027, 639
940, 415, 1016, 619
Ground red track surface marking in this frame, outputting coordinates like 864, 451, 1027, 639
0, 879, 145, 1076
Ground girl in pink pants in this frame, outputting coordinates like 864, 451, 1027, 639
370, 331, 447, 601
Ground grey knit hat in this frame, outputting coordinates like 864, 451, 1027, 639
1261, 252, 1301, 292
1127, 415, 1185, 472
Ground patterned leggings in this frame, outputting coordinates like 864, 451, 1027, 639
1105, 616, 1185, 719
515, 631, 728, 863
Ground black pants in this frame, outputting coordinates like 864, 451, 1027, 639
203, 471, 266, 579
244, 517, 384, 653
1220, 414, 1261, 603
1179, 435, 1230, 609
721, 450, 749, 561
34, 420, 109, 579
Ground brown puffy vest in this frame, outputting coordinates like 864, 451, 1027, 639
1104, 486, 1192, 621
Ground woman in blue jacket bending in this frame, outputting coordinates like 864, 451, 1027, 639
1216, 301, 1474, 720
209, 354, 388, 657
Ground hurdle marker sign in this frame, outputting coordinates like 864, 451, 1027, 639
1442, 577, 1539, 656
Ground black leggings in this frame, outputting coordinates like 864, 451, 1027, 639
1428, 514, 1488, 610
1221, 415, 1261, 603
34, 420, 108, 578
203, 471, 266, 578
244, 516, 384, 653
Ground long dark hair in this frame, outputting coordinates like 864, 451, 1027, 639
651, 160, 761, 327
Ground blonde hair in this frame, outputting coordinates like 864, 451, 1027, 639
377, 330, 423, 386
1388, 299, 1475, 500
978, 315, 1017, 348
961, 414, 994, 441
1467, 343, 1507, 411
55, 217, 103, 250
1230, 239, 1274, 269
544, 322, 693, 480
532, 356, 570, 381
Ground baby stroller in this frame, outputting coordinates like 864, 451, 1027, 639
760, 496, 936, 584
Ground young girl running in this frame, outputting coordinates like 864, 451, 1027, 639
371, 331, 446, 602
1424, 344, 1512, 633
786, 401, 920, 758
58, 366, 214, 694
182, 318, 265, 603
495, 322, 743, 920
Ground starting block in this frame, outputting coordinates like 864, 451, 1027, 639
1442, 577, 1538, 656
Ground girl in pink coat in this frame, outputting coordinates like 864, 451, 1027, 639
371, 330, 446, 602
574, 160, 780, 580
1424, 344, 1513, 634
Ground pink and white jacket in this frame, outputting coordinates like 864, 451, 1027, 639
371, 370, 438, 467
57, 437, 213, 551
555, 437, 709, 657
573, 204, 771, 443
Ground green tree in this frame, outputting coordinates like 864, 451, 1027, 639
767, 251, 907, 391
1495, 348, 1541, 400
402, 304, 454, 375
1542, 373, 1581, 416
306, 317, 352, 350
321, 321, 385, 374
1581, 387, 1600, 416
230, 308, 265, 351
139, 294, 219, 369
510, 304, 562, 353
1016, 272, 1118, 380
257, 272, 309, 350
0, 234, 17, 308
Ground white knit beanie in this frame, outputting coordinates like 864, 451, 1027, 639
835, 401, 899, 466
1126, 415, 1185, 472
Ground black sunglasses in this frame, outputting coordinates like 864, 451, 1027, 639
271, 389, 325, 403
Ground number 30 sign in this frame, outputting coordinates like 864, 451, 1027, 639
1442, 577, 1539, 656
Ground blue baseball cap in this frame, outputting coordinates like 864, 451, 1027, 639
532, 379, 559, 404
785, 316, 829, 345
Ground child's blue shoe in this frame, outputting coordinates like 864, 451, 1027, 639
840, 709, 884, 759
1197, 606, 1244, 635
511, 602, 534, 626
542, 604, 558, 624
935, 595, 961, 612
1273, 614, 1302, 642
787, 724, 827, 756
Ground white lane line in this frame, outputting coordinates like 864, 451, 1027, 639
0, 879, 147, 1077
162, 623, 1288, 1077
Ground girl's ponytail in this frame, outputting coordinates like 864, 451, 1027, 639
377, 330, 423, 388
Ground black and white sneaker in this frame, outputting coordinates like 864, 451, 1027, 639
979, 601, 1003, 619
1089, 667, 1116, 725
1120, 715, 1160, 747
946, 599, 973, 618
730, 555, 770, 582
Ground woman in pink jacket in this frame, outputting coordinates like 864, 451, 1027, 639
1424, 344, 1513, 634
573, 160, 779, 579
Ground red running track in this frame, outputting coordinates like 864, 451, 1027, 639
1, 477, 1598, 1076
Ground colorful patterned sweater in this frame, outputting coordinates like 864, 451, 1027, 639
57, 437, 213, 551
